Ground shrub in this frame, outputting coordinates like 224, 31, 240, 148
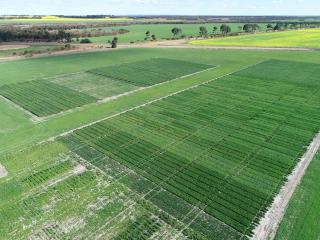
80, 38, 92, 43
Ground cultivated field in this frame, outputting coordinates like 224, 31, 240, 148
0, 57, 210, 117
61, 59, 320, 237
0, 16, 132, 24
88, 58, 213, 86
1, 50, 320, 239
0, 80, 97, 117
190, 28, 320, 48
88, 23, 267, 43
276, 152, 320, 240
0, 47, 320, 239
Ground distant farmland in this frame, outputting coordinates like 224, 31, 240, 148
88, 23, 267, 43
0, 16, 132, 24
190, 28, 320, 48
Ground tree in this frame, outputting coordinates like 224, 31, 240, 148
290, 23, 298, 29
243, 24, 252, 32
111, 37, 118, 48
57, 30, 72, 42
253, 24, 260, 31
171, 27, 182, 38
273, 23, 284, 31
145, 30, 151, 40
199, 26, 208, 38
266, 24, 273, 31
243, 23, 260, 33
151, 34, 156, 41
212, 26, 218, 35
80, 38, 91, 43
238, 25, 243, 32
220, 24, 231, 35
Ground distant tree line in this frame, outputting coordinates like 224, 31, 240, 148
0, 15, 42, 19
72, 29, 128, 38
268, 22, 320, 31
170, 24, 232, 39
169, 22, 320, 40
21, 23, 128, 31
0, 29, 72, 42
0, 28, 128, 42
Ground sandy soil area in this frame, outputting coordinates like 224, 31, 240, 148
0, 164, 8, 178
0, 44, 29, 50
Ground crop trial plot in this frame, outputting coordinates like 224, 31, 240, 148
0, 80, 97, 117
48, 72, 139, 99
1, 58, 320, 240
0, 58, 212, 119
60, 60, 320, 239
0, 139, 186, 239
88, 58, 214, 87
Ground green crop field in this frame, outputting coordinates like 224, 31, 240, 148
88, 58, 213, 86
2, 48, 320, 155
190, 28, 320, 48
1, 52, 320, 239
276, 152, 320, 240
0, 80, 97, 117
88, 23, 267, 43
59, 60, 320, 238
0, 48, 320, 239
0, 57, 212, 118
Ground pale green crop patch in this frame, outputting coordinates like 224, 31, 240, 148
190, 28, 320, 48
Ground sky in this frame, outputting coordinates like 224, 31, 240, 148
0, 0, 319, 16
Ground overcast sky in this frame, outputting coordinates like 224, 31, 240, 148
1, 0, 319, 16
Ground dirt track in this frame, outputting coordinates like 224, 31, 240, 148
119, 39, 313, 51
252, 132, 320, 240
0, 44, 29, 50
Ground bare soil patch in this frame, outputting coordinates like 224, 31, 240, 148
0, 164, 8, 178
0, 44, 29, 50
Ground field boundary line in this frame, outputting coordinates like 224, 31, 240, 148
33, 66, 217, 123
251, 131, 320, 240
42, 60, 266, 144
0, 95, 40, 122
